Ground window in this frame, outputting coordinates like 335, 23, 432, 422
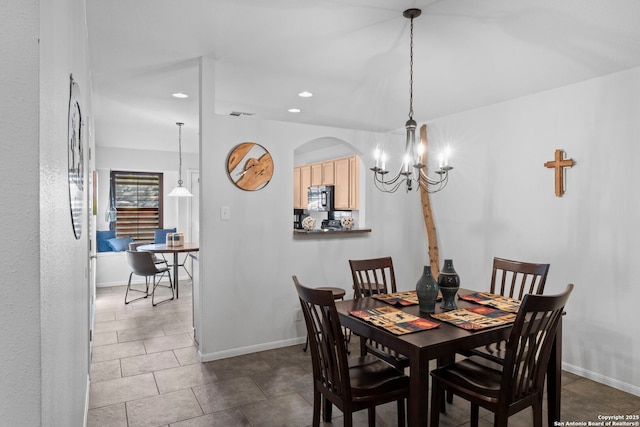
110, 171, 163, 241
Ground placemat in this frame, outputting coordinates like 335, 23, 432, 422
372, 290, 419, 306
350, 306, 440, 335
430, 306, 517, 331
459, 292, 521, 313
372, 290, 442, 306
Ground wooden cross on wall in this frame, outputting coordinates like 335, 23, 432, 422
544, 149, 575, 197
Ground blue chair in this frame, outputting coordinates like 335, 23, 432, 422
154, 228, 176, 244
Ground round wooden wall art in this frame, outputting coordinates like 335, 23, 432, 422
226, 142, 274, 191
67, 74, 84, 239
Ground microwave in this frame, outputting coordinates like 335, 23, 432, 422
308, 185, 334, 212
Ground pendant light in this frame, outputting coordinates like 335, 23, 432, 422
168, 122, 193, 197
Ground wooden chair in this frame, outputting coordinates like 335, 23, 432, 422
125, 250, 174, 306
293, 276, 409, 427
348, 257, 409, 370
490, 257, 550, 300
430, 284, 573, 427
470, 257, 550, 363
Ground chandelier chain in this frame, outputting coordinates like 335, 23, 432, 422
409, 15, 414, 120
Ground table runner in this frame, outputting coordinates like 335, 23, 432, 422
350, 306, 440, 335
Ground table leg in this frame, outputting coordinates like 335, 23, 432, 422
173, 253, 179, 299
408, 352, 428, 427
547, 316, 562, 426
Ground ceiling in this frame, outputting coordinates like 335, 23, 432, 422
86, 0, 640, 154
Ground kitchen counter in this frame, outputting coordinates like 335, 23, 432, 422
293, 228, 371, 236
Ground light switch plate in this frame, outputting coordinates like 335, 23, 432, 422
220, 206, 230, 220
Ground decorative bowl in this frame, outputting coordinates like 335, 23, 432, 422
302, 216, 316, 230
340, 216, 354, 230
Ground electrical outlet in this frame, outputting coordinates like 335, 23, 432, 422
294, 308, 303, 322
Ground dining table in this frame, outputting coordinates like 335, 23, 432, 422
335, 287, 562, 427
138, 242, 199, 299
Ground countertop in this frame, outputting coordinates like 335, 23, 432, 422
293, 228, 371, 236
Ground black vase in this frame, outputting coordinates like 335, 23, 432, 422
438, 259, 460, 311
416, 265, 438, 313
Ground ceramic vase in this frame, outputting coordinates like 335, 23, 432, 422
438, 259, 460, 311
416, 265, 439, 313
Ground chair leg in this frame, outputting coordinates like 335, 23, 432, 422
125, 272, 149, 304
368, 407, 376, 427
397, 399, 406, 427
322, 395, 332, 422
532, 398, 543, 427
430, 379, 442, 426
471, 403, 479, 427
312, 390, 321, 427
152, 271, 174, 306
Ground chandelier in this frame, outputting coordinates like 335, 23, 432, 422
370, 9, 453, 193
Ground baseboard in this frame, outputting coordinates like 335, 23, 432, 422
563, 362, 640, 397
198, 336, 306, 362
83, 374, 90, 427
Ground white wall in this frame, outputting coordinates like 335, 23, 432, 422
42, 0, 95, 424
2, 0, 94, 424
1, 2, 41, 425
428, 66, 640, 396
198, 115, 429, 359
40, 0, 95, 423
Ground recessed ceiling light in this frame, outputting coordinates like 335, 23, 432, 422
288, 108, 301, 113
298, 91, 313, 98
172, 92, 188, 99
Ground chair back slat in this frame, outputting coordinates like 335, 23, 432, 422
501, 284, 573, 405
293, 276, 351, 404
491, 257, 550, 299
349, 257, 397, 298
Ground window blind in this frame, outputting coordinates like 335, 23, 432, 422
111, 171, 163, 241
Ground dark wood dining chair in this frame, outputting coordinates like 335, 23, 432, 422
293, 276, 409, 427
469, 257, 550, 363
348, 257, 409, 370
125, 250, 174, 306
430, 284, 573, 427
490, 257, 550, 300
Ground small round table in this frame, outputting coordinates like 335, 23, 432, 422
303, 286, 347, 352
138, 243, 199, 299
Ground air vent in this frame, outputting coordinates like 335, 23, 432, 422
229, 111, 255, 117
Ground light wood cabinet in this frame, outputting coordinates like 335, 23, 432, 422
349, 155, 359, 210
294, 156, 359, 210
294, 165, 311, 209
321, 161, 335, 185
310, 163, 322, 186
334, 157, 350, 210
333, 155, 359, 210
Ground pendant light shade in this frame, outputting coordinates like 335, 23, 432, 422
168, 122, 193, 197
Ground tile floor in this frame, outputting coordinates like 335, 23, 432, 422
88, 282, 640, 427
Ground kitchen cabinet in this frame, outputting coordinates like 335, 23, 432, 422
294, 165, 311, 209
311, 163, 322, 186
334, 155, 359, 210
294, 155, 359, 210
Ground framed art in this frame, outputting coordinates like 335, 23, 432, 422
68, 74, 84, 239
